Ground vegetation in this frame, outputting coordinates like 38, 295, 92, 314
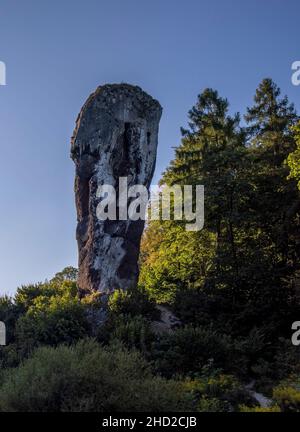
0, 78, 300, 411
0, 340, 191, 412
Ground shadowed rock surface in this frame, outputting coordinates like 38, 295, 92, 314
71, 84, 162, 295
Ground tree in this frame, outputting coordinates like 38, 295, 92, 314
141, 82, 300, 338
142, 89, 251, 307
140, 221, 215, 304
51, 266, 78, 284
245, 78, 300, 270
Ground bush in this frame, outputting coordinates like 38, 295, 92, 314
233, 336, 300, 387
15, 284, 52, 312
151, 325, 233, 377
232, 328, 268, 378
108, 287, 158, 320
273, 338, 300, 379
239, 404, 281, 412
0, 339, 192, 412
273, 381, 300, 412
110, 314, 155, 353
184, 373, 253, 412
95, 287, 158, 349
0, 344, 21, 369
14, 282, 91, 356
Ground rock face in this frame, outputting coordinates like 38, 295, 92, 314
71, 84, 162, 296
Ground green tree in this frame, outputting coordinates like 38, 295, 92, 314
142, 88, 250, 307
245, 78, 299, 267
141, 82, 300, 339
140, 222, 215, 304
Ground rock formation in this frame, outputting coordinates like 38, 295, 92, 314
71, 84, 162, 296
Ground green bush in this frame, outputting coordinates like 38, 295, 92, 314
273, 379, 300, 412
0, 344, 21, 369
15, 291, 90, 355
14, 268, 78, 313
15, 284, 52, 312
110, 314, 155, 353
273, 339, 300, 379
183, 373, 253, 412
0, 339, 192, 412
108, 287, 158, 320
239, 404, 281, 412
151, 325, 233, 378
95, 287, 158, 349
13, 280, 90, 357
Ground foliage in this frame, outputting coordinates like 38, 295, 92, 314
1, 80, 300, 412
151, 325, 233, 378
15, 284, 90, 355
287, 121, 300, 190
239, 404, 281, 412
110, 314, 155, 353
184, 374, 253, 412
0, 339, 192, 412
0, 268, 91, 364
140, 222, 215, 304
0, 296, 20, 343
140, 78, 300, 342
272, 377, 300, 412
108, 286, 158, 320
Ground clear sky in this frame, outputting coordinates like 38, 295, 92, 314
0, 0, 299, 294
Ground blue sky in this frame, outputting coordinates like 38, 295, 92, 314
0, 0, 299, 294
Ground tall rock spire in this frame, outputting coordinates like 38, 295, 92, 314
71, 84, 162, 295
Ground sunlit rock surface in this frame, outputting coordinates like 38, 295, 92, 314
71, 84, 162, 295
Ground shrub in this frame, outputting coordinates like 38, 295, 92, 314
14, 284, 47, 312
95, 287, 158, 349
273, 338, 300, 379
273, 382, 300, 412
239, 404, 281, 412
15, 286, 90, 356
108, 287, 158, 320
151, 325, 233, 377
184, 374, 253, 412
0, 339, 192, 412
0, 344, 21, 369
110, 314, 155, 353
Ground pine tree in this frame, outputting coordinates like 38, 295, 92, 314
142, 89, 250, 310
245, 78, 299, 268
140, 82, 300, 337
